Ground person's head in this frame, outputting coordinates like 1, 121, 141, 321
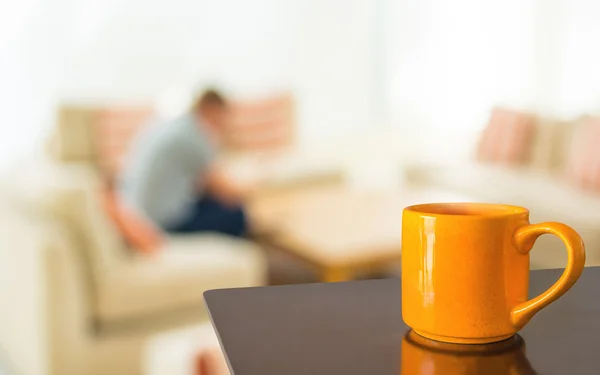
192, 88, 228, 132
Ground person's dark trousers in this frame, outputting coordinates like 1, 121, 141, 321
165, 195, 248, 237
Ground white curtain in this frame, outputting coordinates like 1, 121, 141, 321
0, 0, 69, 171
383, 0, 539, 133
382, 0, 600, 133
548, 0, 600, 118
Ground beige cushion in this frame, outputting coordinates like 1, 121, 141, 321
51, 106, 98, 162
543, 118, 581, 173
50, 105, 154, 184
528, 117, 557, 171
95, 234, 266, 323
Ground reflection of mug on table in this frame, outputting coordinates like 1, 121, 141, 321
401, 330, 537, 375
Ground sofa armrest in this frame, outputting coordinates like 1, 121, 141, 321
0, 200, 94, 375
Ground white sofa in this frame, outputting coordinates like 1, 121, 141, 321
404, 117, 600, 270
0, 132, 267, 374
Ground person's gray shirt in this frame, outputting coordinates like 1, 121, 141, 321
119, 113, 216, 228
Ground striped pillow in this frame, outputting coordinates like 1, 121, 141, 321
566, 117, 600, 191
225, 93, 295, 152
94, 107, 153, 184
476, 108, 537, 166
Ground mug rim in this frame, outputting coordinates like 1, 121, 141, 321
404, 202, 528, 218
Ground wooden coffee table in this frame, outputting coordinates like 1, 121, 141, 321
248, 186, 474, 282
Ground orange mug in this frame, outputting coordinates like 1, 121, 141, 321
402, 203, 585, 344
401, 330, 537, 375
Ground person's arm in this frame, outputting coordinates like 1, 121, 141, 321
204, 164, 255, 206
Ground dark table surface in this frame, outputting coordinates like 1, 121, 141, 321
205, 267, 600, 375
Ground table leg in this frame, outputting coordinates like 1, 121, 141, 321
321, 267, 352, 283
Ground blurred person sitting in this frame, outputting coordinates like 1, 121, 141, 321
119, 89, 249, 237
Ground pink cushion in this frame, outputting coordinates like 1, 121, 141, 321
226, 93, 295, 151
476, 108, 537, 166
94, 107, 153, 183
566, 117, 600, 191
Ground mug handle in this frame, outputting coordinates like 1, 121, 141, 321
510, 222, 586, 329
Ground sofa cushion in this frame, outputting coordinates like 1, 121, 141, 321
50, 105, 154, 184
226, 92, 295, 152
95, 234, 266, 323
539, 118, 579, 173
51, 95, 296, 177
475, 108, 537, 166
95, 107, 154, 184
565, 117, 600, 191
51, 106, 98, 161
529, 117, 568, 172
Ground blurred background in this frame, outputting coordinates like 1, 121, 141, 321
2, 1, 600, 375
4, 0, 600, 167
